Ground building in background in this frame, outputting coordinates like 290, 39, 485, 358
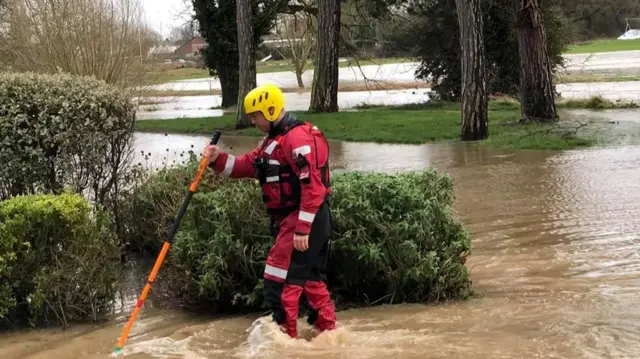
174, 36, 207, 57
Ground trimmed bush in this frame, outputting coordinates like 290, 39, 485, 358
0, 193, 120, 327
0, 71, 138, 238
125, 159, 472, 312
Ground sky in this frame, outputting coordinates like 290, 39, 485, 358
141, 0, 192, 38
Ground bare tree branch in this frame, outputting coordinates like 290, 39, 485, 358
273, 11, 317, 87
0, 0, 158, 88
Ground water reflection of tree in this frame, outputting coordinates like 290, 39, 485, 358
327, 140, 345, 173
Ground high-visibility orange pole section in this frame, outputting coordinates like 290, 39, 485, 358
113, 130, 221, 356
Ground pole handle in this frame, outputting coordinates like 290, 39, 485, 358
210, 130, 222, 145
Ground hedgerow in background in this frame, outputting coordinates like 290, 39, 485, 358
0, 71, 139, 238
125, 158, 472, 313
0, 193, 120, 328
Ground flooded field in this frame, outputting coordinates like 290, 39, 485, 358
135, 51, 640, 121
147, 51, 640, 92
2, 111, 640, 359
135, 88, 432, 120
135, 82, 640, 121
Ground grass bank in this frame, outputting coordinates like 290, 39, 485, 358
565, 38, 640, 54
135, 99, 611, 150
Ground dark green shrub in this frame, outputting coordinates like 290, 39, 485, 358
119, 157, 227, 256
404, 0, 569, 100
126, 160, 472, 313
0, 193, 120, 328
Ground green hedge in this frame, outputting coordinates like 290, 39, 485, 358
125, 159, 472, 312
0, 193, 120, 327
0, 71, 138, 239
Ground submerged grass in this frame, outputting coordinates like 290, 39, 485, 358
557, 95, 639, 109
135, 97, 612, 150
565, 38, 640, 54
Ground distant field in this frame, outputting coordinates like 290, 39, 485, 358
565, 38, 640, 54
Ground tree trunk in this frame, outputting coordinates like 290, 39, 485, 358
309, 0, 340, 113
218, 64, 239, 108
235, 0, 256, 129
296, 70, 304, 88
455, 0, 489, 141
515, 0, 557, 123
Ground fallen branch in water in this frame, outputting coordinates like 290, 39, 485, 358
514, 119, 592, 140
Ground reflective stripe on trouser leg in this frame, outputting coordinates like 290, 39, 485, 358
264, 264, 287, 280
262, 213, 298, 336
263, 215, 295, 284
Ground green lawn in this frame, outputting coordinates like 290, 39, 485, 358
565, 38, 640, 54
135, 100, 596, 151
142, 68, 212, 85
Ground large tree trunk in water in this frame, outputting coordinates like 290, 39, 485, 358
218, 64, 239, 108
455, 0, 488, 141
309, 0, 340, 113
515, 0, 557, 123
235, 0, 256, 129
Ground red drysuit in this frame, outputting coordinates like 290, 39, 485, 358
209, 113, 337, 338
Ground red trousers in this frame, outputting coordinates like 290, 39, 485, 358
262, 201, 337, 338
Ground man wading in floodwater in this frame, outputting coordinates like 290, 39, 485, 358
203, 84, 337, 338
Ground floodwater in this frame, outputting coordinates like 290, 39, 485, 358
3, 111, 640, 358
148, 62, 421, 92
135, 89, 432, 120
562, 50, 640, 73
137, 51, 640, 122
148, 51, 640, 92
135, 82, 640, 121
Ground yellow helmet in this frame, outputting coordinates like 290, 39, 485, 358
243, 84, 285, 122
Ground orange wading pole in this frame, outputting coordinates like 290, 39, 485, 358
113, 130, 222, 357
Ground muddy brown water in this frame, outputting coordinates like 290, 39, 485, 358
3, 111, 640, 359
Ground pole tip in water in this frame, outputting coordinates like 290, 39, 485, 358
113, 347, 122, 356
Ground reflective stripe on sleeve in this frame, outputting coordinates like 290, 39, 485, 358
298, 211, 315, 223
223, 155, 236, 176
265, 141, 278, 155
292, 145, 311, 157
